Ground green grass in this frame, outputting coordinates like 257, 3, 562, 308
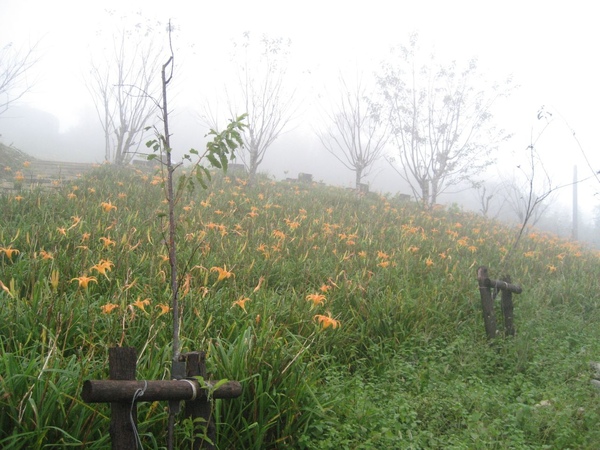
1, 164, 600, 449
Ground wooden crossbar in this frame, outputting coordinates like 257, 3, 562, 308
82, 379, 242, 403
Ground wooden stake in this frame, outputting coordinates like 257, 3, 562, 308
500, 275, 515, 336
183, 351, 216, 450
477, 266, 497, 340
108, 347, 137, 450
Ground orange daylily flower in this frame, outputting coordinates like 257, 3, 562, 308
306, 293, 326, 306
272, 230, 286, 240
71, 275, 97, 289
319, 284, 331, 293
100, 236, 116, 248
314, 312, 340, 329
100, 201, 117, 212
210, 265, 234, 282
90, 259, 114, 278
39, 250, 54, 260
233, 296, 251, 312
0, 246, 20, 260
157, 303, 171, 315
131, 297, 151, 311
425, 258, 434, 267
101, 303, 119, 314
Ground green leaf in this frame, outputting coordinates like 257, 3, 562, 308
219, 153, 228, 172
176, 174, 187, 195
206, 153, 221, 169
195, 168, 208, 189
202, 166, 212, 182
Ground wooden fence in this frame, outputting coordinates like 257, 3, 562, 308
1, 159, 98, 192
477, 266, 523, 339
82, 347, 242, 449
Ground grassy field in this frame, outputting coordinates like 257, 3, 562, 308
1, 164, 600, 449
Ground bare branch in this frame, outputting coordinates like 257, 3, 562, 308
87, 18, 164, 164
226, 32, 296, 185
0, 41, 41, 115
378, 35, 512, 207
316, 71, 389, 191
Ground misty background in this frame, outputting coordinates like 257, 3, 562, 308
1, 0, 599, 245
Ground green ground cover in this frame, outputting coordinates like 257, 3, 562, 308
1, 165, 599, 449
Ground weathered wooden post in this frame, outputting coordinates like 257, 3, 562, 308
109, 347, 138, 450
182, 351, 215, 450
82, 347, 242, 448
477, 266, 497, 340
477, 266, 522, 339
500, 275, 515, 337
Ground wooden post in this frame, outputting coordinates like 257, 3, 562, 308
477, 267, 522, 340
477, 266, 497, 340
82, 348, 242, 448
500, 275, 515, 336
183, 351, 216, 450
108, 347, 138, 450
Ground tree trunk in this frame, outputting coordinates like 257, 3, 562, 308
431, 177, 439, 205
248, 148, 259, 186
420, 179, 430, 208
355, 167, 363, 191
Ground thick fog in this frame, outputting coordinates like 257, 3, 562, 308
1, 0, 599, 242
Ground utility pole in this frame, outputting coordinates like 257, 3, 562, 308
572, 165, 578, 240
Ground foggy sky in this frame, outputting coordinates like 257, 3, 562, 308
1, 0, 599, 225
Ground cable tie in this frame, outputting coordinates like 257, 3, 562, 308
181, 378, 198, 401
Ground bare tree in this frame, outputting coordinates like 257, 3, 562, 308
0, 41, 39, 116
377, 34, 512, 207
501, 175, 554, 227
499, 107, 566, 258
227, 32, 295, 185
317, 73, 388, 191
88, 18, 164, 165
472, 178, 508, 219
